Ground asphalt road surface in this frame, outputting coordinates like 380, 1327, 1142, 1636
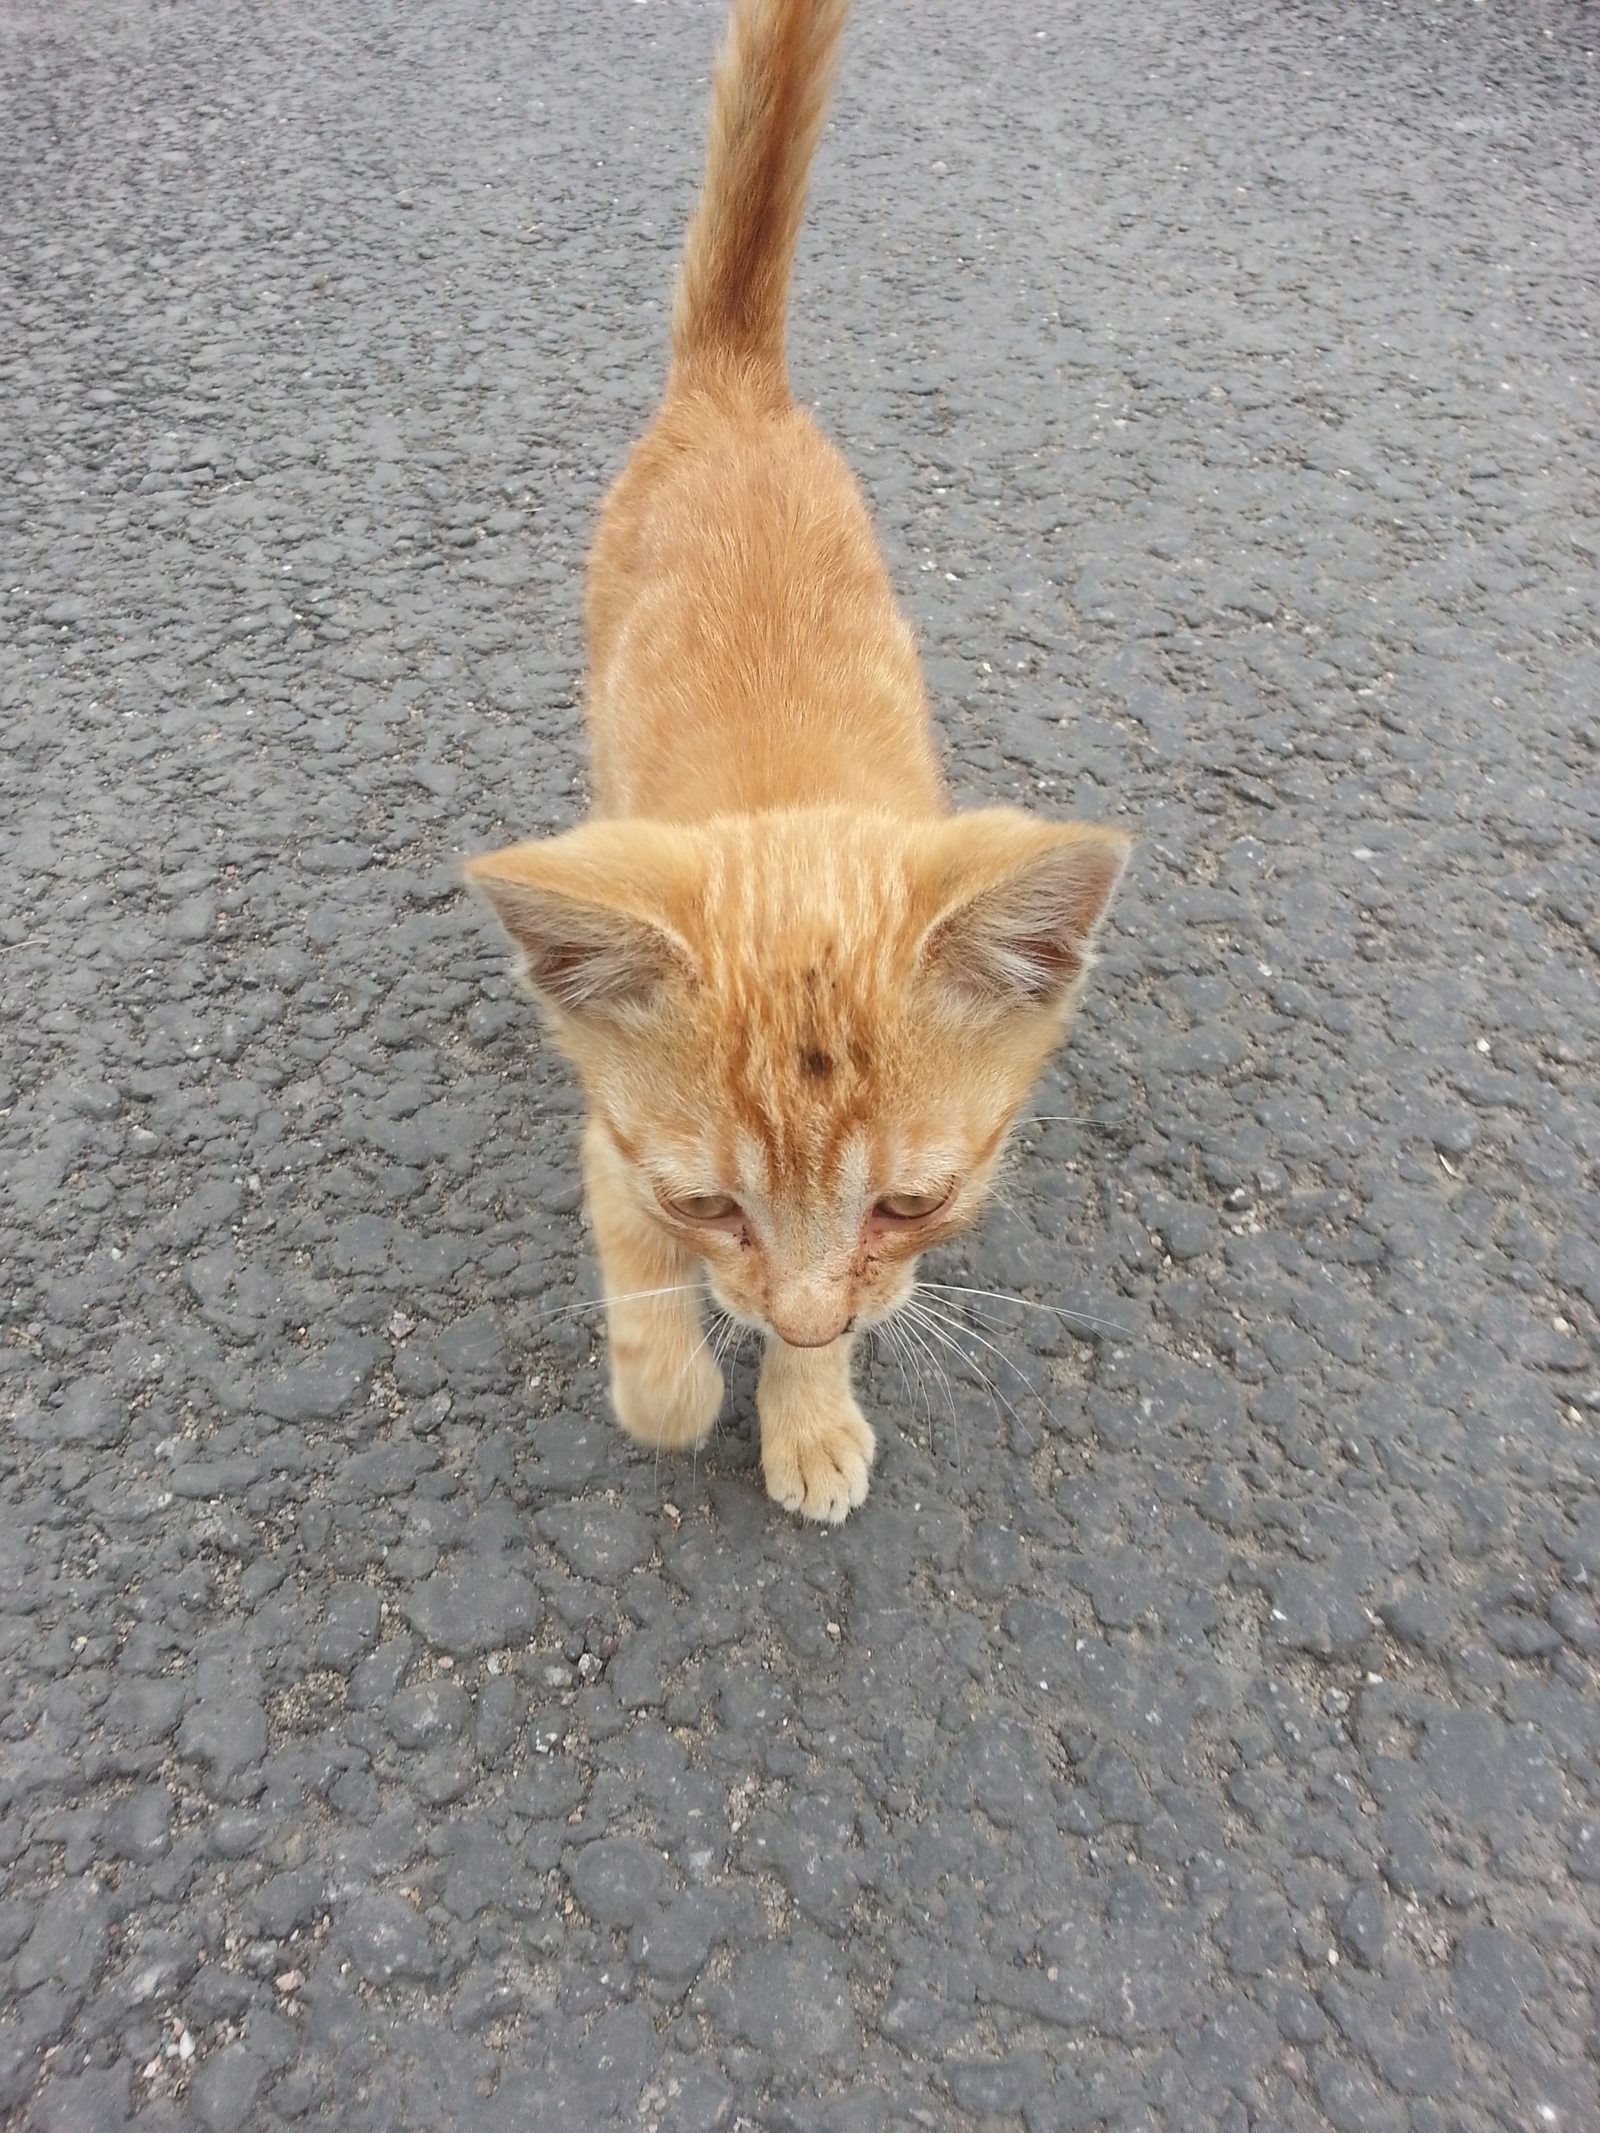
2, 3, 1598, 2129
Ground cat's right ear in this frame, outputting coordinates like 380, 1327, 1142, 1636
464, 822, 700, 1019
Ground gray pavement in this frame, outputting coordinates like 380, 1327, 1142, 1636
2, 1, 1598, 2128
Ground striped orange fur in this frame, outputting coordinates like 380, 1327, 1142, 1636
468, 0, 1129, 1522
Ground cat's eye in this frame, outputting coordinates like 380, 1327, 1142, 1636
666, 1192, 742, 1224
874, 1189, 952, 1223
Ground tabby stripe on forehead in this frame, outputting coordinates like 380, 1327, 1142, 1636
971, 1114, 1011, 1174
825, 1124, 872, 1207
608, 1118, 643, 1165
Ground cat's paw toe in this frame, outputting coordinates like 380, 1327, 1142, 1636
611, 1349, 723, 1453
764, 1403, 875, 1524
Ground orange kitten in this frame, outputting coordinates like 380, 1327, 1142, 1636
467, 0, 1129, 1522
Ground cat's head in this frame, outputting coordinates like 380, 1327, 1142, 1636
466, 807, 1127, 1347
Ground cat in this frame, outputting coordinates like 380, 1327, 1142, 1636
466, 0, 1129, 1522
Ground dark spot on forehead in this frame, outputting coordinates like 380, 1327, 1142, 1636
801, 953, 842, 1001
800, 1046, 833, 1080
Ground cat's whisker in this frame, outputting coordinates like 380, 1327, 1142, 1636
917, 1280, 1134, 1342
904, 1293, 1048, 1452
913, 1279, 1041, 1382
884, 1312, 939, 1444
898, 1323, 939, 1444
889, 1305, 961, 1466
876, 1315, 934, 1445
902, 1297, 1005, 1395
919, 1282, 1130, 1343
902, 1305, 1031, 1458
881, 1316, 925, 1418
909, 1292, 1048, 1397
872, 1321, 912, 1435
532, 1282, 703, 1330
689, 1309, 735, 1499
651, 1314, 723, 1490
896, 1279, 960, 1433
712, 1312, 747, 1388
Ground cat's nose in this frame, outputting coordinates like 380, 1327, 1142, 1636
768, 1277, 851, 1349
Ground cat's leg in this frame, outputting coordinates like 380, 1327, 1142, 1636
582, 1121, 723, 1452
757, 1334, 875, 1524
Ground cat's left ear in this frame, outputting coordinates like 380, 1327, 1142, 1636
464, 821, 701, 1019
913, 810, 1131, 1012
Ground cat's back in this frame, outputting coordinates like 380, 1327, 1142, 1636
584, 379, 945, 825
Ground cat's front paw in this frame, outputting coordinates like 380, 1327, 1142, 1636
761, 1394, 875, 1524
610, 1346, 724, 1453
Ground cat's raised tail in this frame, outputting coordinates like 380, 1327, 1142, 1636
671, 0, 850, 400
